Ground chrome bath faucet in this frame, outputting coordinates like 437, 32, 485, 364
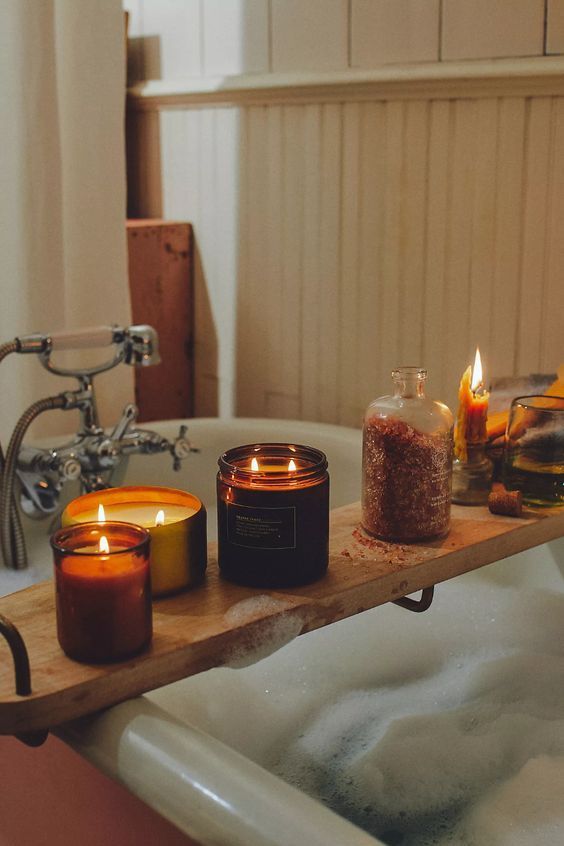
0, 325, 196, 569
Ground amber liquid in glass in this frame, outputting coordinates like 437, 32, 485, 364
504, 461, 564, 507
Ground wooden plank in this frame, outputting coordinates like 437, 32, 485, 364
338, 102, 362, 427
1, 503, 563, 736
399, 99, 429, 365
301, 104, 323, 421
359, 102, 386, 408
300, 102, 343, 423
264, 106, 284, 416
236, 106, 269, 417
422, 99, 450, 397
542, 98, 564, 373
490, 97, 527, 379
379, 101, 404, 382
278, 105, 304, 410
314, 104, 341, 423
126, 219, 194, 422
443, 99, 476, 393
126, 110, 163, 219
516, 98, 552, 374
213, 108, 240, 416
467, 98, 498, 367
183, 109, 220, 418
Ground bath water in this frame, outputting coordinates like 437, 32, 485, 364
148, 544, 564, 846
263, 579, 564, 845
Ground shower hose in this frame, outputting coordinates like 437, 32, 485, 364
0, 341, 66, 569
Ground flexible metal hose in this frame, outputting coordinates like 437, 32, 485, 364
1, 395, 66, 569
0, 341, 26, 569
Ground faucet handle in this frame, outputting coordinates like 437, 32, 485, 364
110, 403, 138, 441
172, 424, 198, 471
50, 326, 116, 351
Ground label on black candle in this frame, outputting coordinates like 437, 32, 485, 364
226, 503, 297, 549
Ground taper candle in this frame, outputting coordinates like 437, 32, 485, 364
454, 348, 490, 462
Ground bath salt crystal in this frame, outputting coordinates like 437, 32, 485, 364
362, 416, 452, 541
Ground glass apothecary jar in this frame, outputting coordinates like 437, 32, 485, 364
362, 367, 454, 542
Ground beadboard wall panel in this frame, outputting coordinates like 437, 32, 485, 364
131, 107, 241, 416
129, 94, 564, 422
124, 0, 564, 84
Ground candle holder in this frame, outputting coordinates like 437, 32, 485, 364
62, 486, 207, 597
51, 522, 152, 663
217, 443, 329, 588
451, 443, 493, 505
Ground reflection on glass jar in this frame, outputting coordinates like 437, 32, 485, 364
502, 395, 564, 507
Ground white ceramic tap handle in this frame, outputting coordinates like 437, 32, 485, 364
49, 326, 115, 351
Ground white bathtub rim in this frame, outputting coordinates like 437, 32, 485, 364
60, 700, 383, 846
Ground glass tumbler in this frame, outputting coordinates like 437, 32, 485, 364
502, 395, 564, 507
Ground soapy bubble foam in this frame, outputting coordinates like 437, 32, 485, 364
264, 581, 564, 844
149, 545, 564, 845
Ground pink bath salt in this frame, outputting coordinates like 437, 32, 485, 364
361, 416, 452, 542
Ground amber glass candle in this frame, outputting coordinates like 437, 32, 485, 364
51, 522, 152, 663
217, 444, 329, 588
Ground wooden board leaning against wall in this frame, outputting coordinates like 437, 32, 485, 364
126, 220, 194, 422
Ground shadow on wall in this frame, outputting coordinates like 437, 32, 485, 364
192, 240, 219, 417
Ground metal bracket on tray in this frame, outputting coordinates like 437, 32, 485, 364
0, 613, 48, 747
393, 585, 434, 613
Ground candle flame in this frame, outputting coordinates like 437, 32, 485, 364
251, 456, 259, 472
471, 348, 483, 393
99, 535, 110, 554
98, 503, 106, 522
155, 509, 165, 527
288, 459, 297, 471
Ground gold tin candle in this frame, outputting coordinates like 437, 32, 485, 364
62, 485, 207, 597
217, 443, 329, 588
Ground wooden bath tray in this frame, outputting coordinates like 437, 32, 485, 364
1, 501, 563, 737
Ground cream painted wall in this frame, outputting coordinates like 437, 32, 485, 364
125, 1, 564, 420
125, 0, 563, 80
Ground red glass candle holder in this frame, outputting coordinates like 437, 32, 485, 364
51, 522, 152, 663
217, 443, 329, 588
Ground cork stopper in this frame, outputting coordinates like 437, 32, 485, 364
488, 484, 523, 518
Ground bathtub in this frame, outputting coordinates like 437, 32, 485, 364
2, 418, 564, 846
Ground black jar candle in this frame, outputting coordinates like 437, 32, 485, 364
217, 443, 329, 588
